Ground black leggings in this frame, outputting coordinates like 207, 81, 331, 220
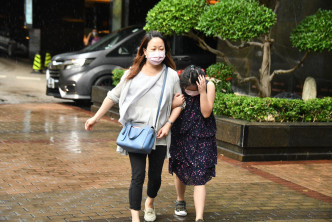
128, 145, 167, 210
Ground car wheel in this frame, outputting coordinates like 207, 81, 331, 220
94, 75, 113, 88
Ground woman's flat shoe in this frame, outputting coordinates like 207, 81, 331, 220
144, 208, 156, 222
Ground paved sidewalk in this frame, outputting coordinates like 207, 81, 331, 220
0, 57, 64, 104
0, 103, 331, 221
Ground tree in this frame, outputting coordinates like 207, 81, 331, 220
145, 0, 332, 97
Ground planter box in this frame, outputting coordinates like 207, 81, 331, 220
217, 117, 332, 161
91, 86, 120, 120
91, 86, 332, 162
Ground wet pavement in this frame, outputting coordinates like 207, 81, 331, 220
0, 57, 64, 104
0, 103, 332, 222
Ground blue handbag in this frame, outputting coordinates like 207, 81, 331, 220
116, 67, 168, 154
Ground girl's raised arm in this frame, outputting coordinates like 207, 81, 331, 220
197, 75, 215, 118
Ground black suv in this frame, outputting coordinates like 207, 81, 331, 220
46, 26, 216, 101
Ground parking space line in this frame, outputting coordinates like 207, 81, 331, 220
16, 76, 41, 81
0, 75, 7, 78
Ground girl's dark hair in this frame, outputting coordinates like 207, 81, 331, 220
180, 65, 205, 90
126, 31, 176, 80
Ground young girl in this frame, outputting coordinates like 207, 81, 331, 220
170, 65, 217, 222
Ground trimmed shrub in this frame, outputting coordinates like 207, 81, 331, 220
112, 68, 126, 86
206, 62, 234, 93
214, 93, 332, 122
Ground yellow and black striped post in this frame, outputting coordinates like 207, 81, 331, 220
44, 52, 51, 68
32, 54, 42, 73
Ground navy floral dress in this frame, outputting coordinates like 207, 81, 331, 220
169, 90, 218, 186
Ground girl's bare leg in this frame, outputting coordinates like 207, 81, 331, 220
194, 185, 206, 221
175, 175, 186, 201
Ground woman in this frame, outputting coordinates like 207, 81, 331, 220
84, 28, 100, 46
85, 31, 183, 222
170, 65, 217, 222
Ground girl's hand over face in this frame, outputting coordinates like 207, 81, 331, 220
196, 75, 207, 94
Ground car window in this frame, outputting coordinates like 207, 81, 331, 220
107, 32, 145, 56
82, 27, 141, 52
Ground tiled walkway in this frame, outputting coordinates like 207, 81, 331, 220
0, 103, 331, 221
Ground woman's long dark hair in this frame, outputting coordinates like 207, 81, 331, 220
126, 31, 176, 80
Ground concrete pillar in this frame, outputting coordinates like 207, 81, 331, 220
111, 0, 122, 32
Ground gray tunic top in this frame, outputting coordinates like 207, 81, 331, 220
107, 65, 181, 157
127, 72, 168, 145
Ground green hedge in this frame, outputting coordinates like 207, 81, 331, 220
214, 93, 332, 122
112, 68, 126, 86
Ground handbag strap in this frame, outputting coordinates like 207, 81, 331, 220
154, 66, 168, 129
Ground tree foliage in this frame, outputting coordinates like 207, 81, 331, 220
290, 9, 332, 52
144, 0, 206, 36
196, 0, 276, 41
145, 0, 276, 41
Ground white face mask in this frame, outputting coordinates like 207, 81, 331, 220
185, 89, 200, 97
146, 51, 165, 65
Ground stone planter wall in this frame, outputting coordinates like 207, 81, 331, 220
91, 86, 120, 120
91, 86, 332, 162
216, 117, 332, 161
